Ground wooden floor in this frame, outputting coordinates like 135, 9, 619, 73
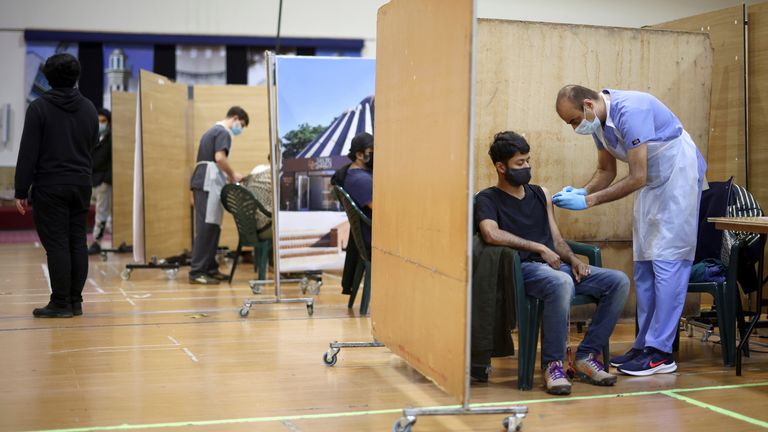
2, 243, 768, 432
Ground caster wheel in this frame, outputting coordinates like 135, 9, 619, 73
121, 269, 132, 281
503, 416, 523, 431
166, 269, 178, 280
309, 280, 323, 295
100, 252, 108, 262
239, 307, 250, 318
307, 303, 314, 316
322, 351, 338, 366
248, 280, 262, 294
300, 277, 309, 294
392, 417, 415, 432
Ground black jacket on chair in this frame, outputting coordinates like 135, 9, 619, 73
471, 234, 517, 365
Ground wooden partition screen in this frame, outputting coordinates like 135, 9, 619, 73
749, 2, 768, 210
473, 20, 712, 318
191, 85, 271, 250
652, 5, 746, 186
139, 70, 191, 260
474, 19, 713, 242
372, 0, 474, 403
111, 91, 137, 248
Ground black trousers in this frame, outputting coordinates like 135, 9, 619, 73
32, 185, 92, 307
190, 190, 221, 277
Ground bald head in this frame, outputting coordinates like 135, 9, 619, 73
556, 85, 605, 130
556, 85, 600, 110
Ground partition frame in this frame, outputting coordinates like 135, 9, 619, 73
237, 51, 314, 318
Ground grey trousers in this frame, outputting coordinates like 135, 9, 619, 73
190, 189, 221, 278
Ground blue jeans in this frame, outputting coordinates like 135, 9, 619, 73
521, 262, 630, 365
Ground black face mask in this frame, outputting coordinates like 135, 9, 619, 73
363, 153, 374, 170
505, 167, 531, 186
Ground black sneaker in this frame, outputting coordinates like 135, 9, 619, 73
87, 242, 102, 255
471, 364, 491, 383
189, 274, 220, 285
33, 303, 74, 318
208, 271, 229, 281
72, 302, 83, 316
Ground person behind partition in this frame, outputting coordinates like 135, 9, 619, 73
553, 85, 707, 376
15, 53, 99, 317
475, 131, 629, 395
331, 132, 374, 296
88, 108, 113, 255
336, 132, 374, 245
188, 106, 249, 285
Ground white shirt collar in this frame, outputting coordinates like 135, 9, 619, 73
601, 90, 615, 129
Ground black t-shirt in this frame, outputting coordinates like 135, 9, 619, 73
474, 184, 555, 262
190, 125, 231, 190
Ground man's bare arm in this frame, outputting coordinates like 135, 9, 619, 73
478, 218, 561, 269
584, 148, 618, 193
586, 144, 647, 207
543, 186, 577, 264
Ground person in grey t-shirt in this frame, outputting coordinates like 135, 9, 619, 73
189, 106, 249, 285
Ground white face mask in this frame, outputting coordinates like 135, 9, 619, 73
574, 106, 601, 135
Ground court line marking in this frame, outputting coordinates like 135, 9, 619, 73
87, 278, 105, 294
182, 347, 199, 363
25, 381, 768, 431
117, 288, 136, 306
41, 264, 52, 293
661, 391, 768, 428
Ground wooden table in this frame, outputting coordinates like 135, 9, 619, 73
708, 217, 768, 376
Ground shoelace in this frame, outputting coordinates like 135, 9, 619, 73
548, 362, 567, 380
585, 355, 605, 371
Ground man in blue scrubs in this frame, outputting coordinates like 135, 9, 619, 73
554, 85, 707, 376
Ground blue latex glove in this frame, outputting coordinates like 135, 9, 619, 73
552, 191, 587, 210
562, 185, 587, 196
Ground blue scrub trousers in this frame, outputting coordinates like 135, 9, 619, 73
632, 260, 693, 353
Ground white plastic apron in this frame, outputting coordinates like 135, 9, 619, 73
196, 161, 227, 226
599, 129, 701, 261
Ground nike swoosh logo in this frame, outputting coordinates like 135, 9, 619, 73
649, 360, 667, 368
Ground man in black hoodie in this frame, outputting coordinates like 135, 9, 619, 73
88, 108, 112, 254
15, 53, 98, 318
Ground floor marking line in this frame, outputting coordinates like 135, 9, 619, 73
661, 391, 768, 428
87, 278, 105, 293
182, 347, 199, 363
25, 382, 768, 432
118, 288, 136, 306
41, 264, 51, 293
166, 336, 181, 346
95, 347, 179, 353
51, 343, 181, 354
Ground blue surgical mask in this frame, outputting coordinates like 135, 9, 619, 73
574, 107, 601, 135
231, 122, 243, 136
98, 123, 108, 134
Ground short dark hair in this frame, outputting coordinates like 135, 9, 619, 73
226, 106, 249, 126
97, 108, 111, 123
347, 132, 373, 161
42, 53, 80, 88
556, 85, 600, 109
488, 131, 530, 164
